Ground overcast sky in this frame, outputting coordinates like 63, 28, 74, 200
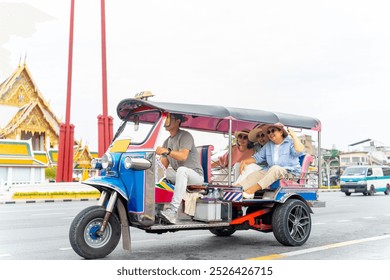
1, 0, 390, 151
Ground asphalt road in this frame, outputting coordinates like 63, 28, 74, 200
1, 192, 390, 260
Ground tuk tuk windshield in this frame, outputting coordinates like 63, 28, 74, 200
115, 111, 161, 145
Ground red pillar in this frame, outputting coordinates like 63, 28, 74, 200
98, 0, 113, 157
56, 0, 75, 182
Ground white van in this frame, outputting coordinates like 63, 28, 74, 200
340, 166, 390, 196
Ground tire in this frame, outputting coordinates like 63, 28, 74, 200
69, 206, 121, 259
345, 192, 351, 196
367, 185, 375, 196
272, 199, 311, 246
385, 185, 390, 195
209, 228, 236, 237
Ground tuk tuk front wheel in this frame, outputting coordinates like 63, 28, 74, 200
272, 199, 311, 246
69, 206, 121, 259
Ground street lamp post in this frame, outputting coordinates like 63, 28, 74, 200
323, 158, 339, 190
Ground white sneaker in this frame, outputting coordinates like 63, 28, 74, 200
160, 207, 178, 224
242, 192, 254, 199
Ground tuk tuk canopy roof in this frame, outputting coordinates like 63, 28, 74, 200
117, 98, 321, 133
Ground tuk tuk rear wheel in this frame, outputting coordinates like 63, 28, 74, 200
272, 199, 311, 246
69, 206, 121, 259
209, 228, 236, 237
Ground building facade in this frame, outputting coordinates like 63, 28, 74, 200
0, 63, 96, 186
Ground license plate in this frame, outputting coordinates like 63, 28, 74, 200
348, 189, 355, 192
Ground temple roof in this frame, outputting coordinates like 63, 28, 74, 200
0, 63, 61, 139
0, 139, 46, 167
0, 104, 21, 128
0, 101, 59, 138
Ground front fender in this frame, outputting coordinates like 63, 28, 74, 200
82, 176, 129, 201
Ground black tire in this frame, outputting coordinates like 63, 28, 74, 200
384, 185, 390, 195
345, 192, 351, 196
209, 228, 236, 237
69, 206, 121, 259
272, 199, 311, 246
367, 185, 375, 196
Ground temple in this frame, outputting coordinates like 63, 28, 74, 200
0, 63, 96, 187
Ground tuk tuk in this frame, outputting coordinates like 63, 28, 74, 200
69, 95, 325, 259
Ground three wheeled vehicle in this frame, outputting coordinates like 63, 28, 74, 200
69, 96, 325, 259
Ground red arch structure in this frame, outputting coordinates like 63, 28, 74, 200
57, 0, 112, 182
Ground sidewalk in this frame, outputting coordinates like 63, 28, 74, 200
0, 182, 99, 204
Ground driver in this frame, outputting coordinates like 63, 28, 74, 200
155, 113, 204, 224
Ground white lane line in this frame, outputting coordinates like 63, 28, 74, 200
362, 216, 376, 219
313, 222, 326, 225
59, 247, 72, 251
250, 234, 390, 260
0, 254, 11, 258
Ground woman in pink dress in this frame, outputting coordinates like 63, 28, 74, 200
211, 129, 255, 179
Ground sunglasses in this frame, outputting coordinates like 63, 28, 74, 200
237, 134, 248, 140
267, 128, 280, 134
256, 133, 266, 139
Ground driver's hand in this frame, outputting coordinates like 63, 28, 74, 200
156, 146, 166, 156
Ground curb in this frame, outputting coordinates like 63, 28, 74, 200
0, 197, 99, 205
318, 189, 340, 192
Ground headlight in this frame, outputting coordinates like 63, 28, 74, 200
101, 153, 114, 169
124, 156, 152, 170
91, 158, 102, 170
340, 181, 346, 185
357, 181, 366, 184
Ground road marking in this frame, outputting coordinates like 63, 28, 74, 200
312, 222, 326, 225
362, 216, 376, 219
249, 235, 390, 260
59, 247, 72, 251
0, 254, 11, 258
